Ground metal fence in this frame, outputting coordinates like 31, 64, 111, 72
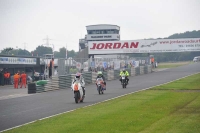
56, 57, 150, 76
35, 65, 152, 93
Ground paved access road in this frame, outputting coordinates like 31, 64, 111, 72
0, 63, 200, 132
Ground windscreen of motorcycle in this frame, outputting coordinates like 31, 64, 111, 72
121, 74, 126, 79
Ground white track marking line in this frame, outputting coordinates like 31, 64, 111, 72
0, 94, 33, 100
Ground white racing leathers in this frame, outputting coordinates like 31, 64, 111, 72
71, 76, 86, 95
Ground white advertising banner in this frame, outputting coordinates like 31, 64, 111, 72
83, 62, 88, 72
88, 38, 200, 54
114, 61, 120, 70
0, 57, 37, 64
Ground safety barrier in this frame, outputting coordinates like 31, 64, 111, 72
36, 76, 59, 93
107, 70, 114, 80
82, 72, 92, 85
140, 66, 144, 75
131, 67, 135, 76
32, 65, 152, 93
92, 72, 98, 83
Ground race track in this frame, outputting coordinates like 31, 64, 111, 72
0, 63, 200, 132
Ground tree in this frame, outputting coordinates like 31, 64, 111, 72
68, 50, 77, 58
54, 47, 77, 58
168, 30, 200, 39
31, 45, 53, 57
0, 47, 13, 54
13, 49, 31, 56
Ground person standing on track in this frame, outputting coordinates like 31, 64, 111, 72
17, 71, 21, 85
7, 71, 10, 85
20, 71, 27, 88
14, 73, 20, 89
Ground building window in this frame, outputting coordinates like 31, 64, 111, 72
91, 30, 96, 34
87, 29, 119, 35
88, 30, 92, 34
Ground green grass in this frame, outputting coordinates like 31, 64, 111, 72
4, 73, 200, 133
156, 61, 191, 69
152, 73, 200, 90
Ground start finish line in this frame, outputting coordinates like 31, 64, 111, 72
88, 38, 200, 54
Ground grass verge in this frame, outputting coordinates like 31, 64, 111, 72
4, 73, 200, 133
156, 61, 191, 69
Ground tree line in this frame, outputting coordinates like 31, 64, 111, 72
0, 45, 77, 58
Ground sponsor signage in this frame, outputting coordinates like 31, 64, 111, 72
91, 35, 112, 38
87, 34, 120, 41
0, 57, 37, 64
88, 38, 200, 54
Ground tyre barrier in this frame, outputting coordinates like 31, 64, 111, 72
107, 70, 114, 80
131, 67, 136, 76
140, 66, 144, 75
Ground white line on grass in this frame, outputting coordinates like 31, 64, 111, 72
1, 72, 199, 133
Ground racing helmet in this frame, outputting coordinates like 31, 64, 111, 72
97, 71, 102, 76
75, 72, 81, 79
122, 68, 126, 72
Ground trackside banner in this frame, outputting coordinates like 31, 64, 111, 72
88, 38, 200, 54
0, 57, 37, 64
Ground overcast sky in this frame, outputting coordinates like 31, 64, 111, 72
0, 0, 199, 52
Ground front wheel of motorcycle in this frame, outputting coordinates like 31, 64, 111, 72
74, 92, 79, 103
122, 83, 125, 88
98, 86, 101, 95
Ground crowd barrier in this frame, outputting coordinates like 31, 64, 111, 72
29, 65, 152, 93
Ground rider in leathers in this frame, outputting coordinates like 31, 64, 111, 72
96, 71, 106, 90
71, 73, 86, 96
119, 68, 129, 84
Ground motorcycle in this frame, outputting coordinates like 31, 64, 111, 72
72, 81, 85, 103
121, 74, 127, 88
96, 78, 105, 94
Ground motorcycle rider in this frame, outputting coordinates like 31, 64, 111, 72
71, 72, 86, 96
119, 68, 129, 84
96, 71, 106, 90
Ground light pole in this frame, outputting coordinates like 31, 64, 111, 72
42, 36, 54, 57
16, 46, 19, 55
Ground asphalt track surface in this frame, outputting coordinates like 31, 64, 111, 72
0, 63, 200, 132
